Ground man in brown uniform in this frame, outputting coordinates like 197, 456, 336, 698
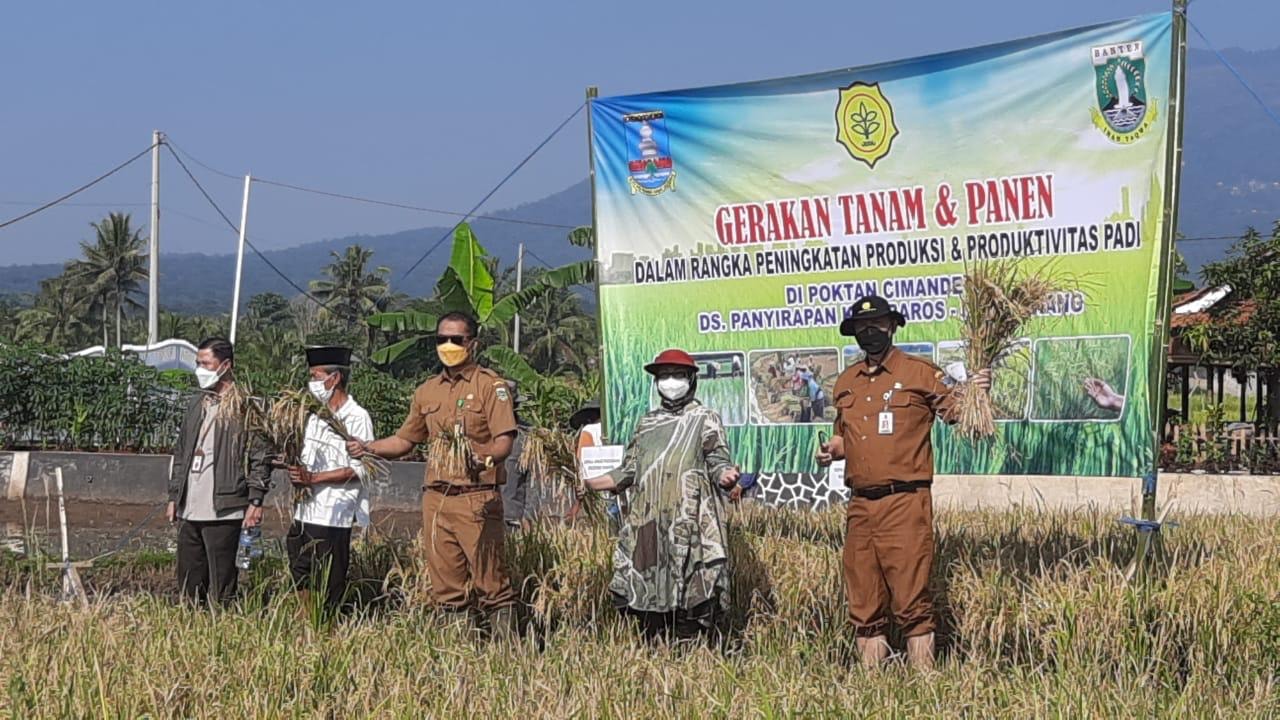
347, 311, 518, 637
817, 296, 989, 669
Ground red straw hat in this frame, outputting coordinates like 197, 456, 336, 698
644, 348, 699, 375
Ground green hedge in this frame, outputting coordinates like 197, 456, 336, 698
0, 344, 192, 452
0, 344, 418, 454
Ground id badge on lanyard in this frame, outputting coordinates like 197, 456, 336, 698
878, 390, 894, 435
191, 449, 205, 473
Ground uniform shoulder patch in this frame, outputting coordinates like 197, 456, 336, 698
494, 384, 510, 402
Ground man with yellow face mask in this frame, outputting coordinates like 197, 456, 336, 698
347, 312, 519, 638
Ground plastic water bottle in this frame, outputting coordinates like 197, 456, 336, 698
235, 527, 262, 570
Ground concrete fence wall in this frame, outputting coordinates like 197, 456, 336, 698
2, 451, 1279, 516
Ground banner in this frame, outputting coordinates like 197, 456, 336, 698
590, 13, 1175, 478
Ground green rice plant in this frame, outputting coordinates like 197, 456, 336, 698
697, 377, 747, 426
1032, 337, 1131, 421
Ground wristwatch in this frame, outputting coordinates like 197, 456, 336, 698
249, 498, 263, 507
483, 455, 495, 469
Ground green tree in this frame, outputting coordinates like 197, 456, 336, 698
367, 224, 593, 374
1184, 223, 1280, 427
518, 276, 598, 376
246, 292, 293, 327
0, 295, 30, 343
309, 245, 394, 354
14, 277, 91, 348
157, 311, 225, 344
65, 212, 149, 348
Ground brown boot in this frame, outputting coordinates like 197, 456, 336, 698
906, 632, 935, 670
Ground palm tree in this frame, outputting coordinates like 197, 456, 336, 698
368, 224, 594, 373
309, 245, 392, 354
66, 213, 149, 348
158, 311, 225, 344
520, 280, 597, 375
14, 276, 91, 349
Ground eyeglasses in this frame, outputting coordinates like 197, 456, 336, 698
436, 335, 472, 345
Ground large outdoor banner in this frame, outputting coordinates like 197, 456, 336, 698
590, 13, 1175, 478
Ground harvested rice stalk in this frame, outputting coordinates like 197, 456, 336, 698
208, 380, 254, 424
253, 389, 391, 503
955, 259, 1070, 440
520, 427, 604, 523
426, 426, 472, 482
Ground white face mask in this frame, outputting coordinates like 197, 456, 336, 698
195, 365, 225, 390
656, 376, 691, 401
308, 376, 334, 404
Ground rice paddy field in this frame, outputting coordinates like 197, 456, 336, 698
1031, 336, 1132, 421
2, 506, 1278, 718
746, 349, 839, 426
698, 376, 748, 426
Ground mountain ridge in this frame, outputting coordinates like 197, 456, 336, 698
3, 47, 1279, 312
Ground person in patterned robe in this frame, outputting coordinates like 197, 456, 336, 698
584, 349, 742, 640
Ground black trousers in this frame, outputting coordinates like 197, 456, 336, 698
176, 519, 242, 605
286, 521, 352, 608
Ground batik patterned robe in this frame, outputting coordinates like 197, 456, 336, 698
607, 400, 734, 615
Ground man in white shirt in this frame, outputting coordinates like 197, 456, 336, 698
286, 346, 375, 610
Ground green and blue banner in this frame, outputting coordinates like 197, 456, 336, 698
590, 12, 1176, 477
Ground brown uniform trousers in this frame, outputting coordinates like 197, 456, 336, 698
397, 363, 518, 611
833, 347, 955, 638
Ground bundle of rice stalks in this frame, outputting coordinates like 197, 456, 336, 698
955, 259, 1069, 440
426, 426, 472, 482
208, 380, 255, 424
254, 389, 391, 502
520, 427, 603, 522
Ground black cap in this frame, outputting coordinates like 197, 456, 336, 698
305, 346, 352, 367
839, 295, 906, 336
570, 398, 601, 430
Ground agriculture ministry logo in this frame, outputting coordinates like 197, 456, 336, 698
623, 110, 676, 196
835, 81, 898, 169
1090, 40, 1158, 144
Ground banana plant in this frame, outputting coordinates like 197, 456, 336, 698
367, 223, 594, 365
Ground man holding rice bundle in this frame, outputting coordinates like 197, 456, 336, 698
285, 345, 374, 611
167, 337, 273, 605
347, 312, 519, 638
816, 296, 990, 669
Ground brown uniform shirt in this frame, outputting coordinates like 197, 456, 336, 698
396, 363, 518, 486
832, 347, 957, 489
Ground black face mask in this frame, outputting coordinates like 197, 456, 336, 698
854, 326, 892, 356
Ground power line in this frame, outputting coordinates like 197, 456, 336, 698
164, 144, 332, 310
399, 102, 586, 282
252, 177, 577, 230
166, 136, 577, 229
0, 201, 148, 208
524, 247, 559, 269
163, 139, 242, 181
1188, 17, 1280, 132
0, 143, 158, 230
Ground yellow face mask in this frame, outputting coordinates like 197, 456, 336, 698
437, 341, 470, 368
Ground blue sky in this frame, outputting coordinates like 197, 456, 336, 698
1, 0, 1274, 267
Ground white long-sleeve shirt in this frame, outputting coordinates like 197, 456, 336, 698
295, 396, 375, 528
